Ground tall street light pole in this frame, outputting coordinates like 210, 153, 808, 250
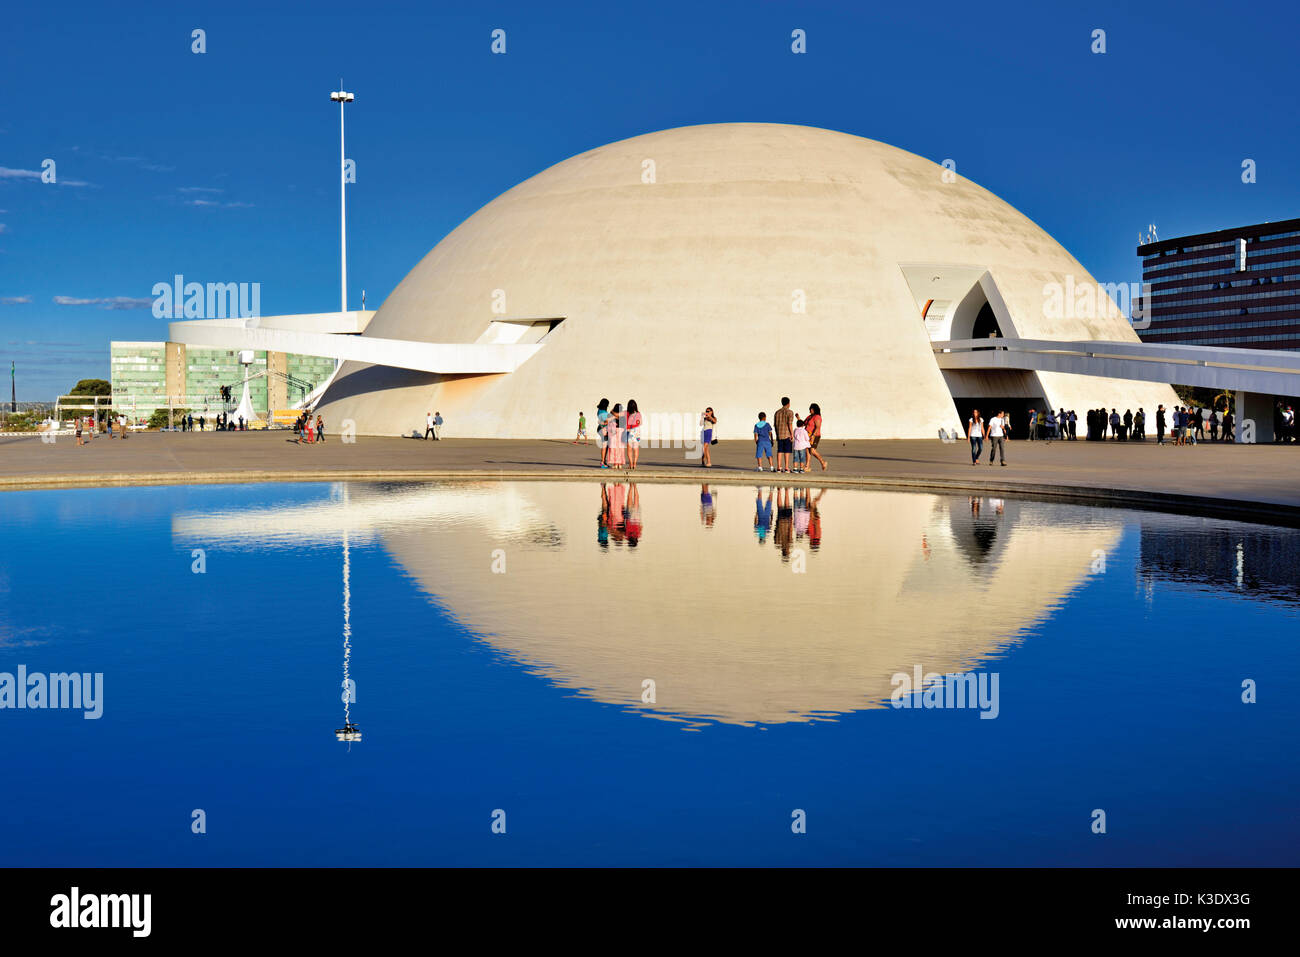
330, 87, 354, 316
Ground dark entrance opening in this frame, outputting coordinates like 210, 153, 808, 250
951, 397, 1049, 439
971, 301, 1002, 340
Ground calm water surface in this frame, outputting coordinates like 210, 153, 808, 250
0, 480, 1296, 865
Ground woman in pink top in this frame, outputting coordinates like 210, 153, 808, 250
625, 399, 642, 470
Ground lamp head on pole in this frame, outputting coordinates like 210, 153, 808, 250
330, 90, 354, 102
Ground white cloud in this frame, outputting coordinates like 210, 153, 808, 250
1, 295, 32, 304
186, 198, 253, 208
0, 166, 92, 187
52, 295, 152, 310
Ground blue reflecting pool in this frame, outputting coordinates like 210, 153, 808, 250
0, 480, 1296, 866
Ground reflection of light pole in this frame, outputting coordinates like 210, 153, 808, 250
336, 494, 361, 743
330, 86, 354, 316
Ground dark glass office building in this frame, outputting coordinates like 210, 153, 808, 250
1136, 217, 1300, 351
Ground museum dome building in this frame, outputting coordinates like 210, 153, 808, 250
317, 123, 1175, 438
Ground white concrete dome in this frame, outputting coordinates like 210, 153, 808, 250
319, 122, 1175, 438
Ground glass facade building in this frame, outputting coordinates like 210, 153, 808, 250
110, 342, 336, 423
1136, 218, 1300, 351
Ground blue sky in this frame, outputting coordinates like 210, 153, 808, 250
1, 0, 1296, 397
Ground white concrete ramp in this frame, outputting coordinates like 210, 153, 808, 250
169, 318, 544, 375
935, 338, 1300, 395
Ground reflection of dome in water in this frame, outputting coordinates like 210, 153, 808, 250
317, 122, 1177, 439
374, 483, 1122, 726
169, 481, 1124, 726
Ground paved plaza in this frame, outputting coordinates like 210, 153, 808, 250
2, 430, 1298, 524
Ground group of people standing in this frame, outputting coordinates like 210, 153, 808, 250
591, 399, 644, 469
1155, 404, 1234, 446
1086, 408, 1145, 441
965, 401, 1244, 461
581, 398, 827, 472
1024, 408, 1078, 441
178, 412, 248, 431
752, 398, 827, 472
74, 414, 131, 445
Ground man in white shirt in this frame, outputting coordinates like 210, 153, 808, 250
987, 410, 1007, 466
425, 412, 435, 440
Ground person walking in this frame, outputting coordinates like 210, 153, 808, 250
425, 411, 435, 440
753, 412, 775, 471
773, 396, 795, 473
987, 409, 1008, 466
625, 399, 642, 470
316, 414, 325, 443
1069, 410, 1078, 440
1027, 408, 1037, 441
700, 407, 716, 468
967, 408, 986, 465
574, 411, 588, 445
805, 403, 828, 471
433, 412, 444, 439
1156, 404, 1167, 445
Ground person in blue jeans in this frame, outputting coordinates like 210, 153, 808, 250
753, 412, 775, 471
967, 409, 986, 465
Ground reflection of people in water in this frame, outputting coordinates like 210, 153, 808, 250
794, 487, 811, 539
754, 487, 773, 543
625, 483, 642, 546
599, 483, 630, 547
700, 484, 717, 528
607, 482, 627, 545
990, 497, 1005, 517
968, 495, 1000, 556
598, 484, 612, 548
773, 486, 795, 560
807, 488, 825, 549
921, 534, 931, 561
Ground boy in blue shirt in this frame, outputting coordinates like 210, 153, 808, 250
754, 412, 774, 471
